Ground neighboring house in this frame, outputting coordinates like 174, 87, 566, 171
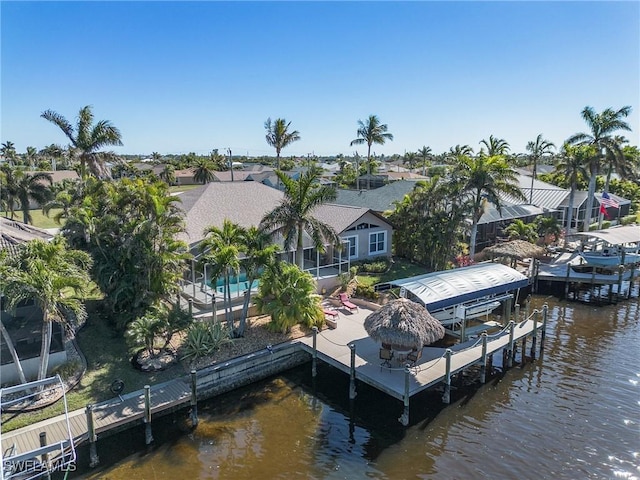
175, 182, 393, 292
335, 180, 422, 214
174, 168, 199, 185
0, 218, 65, 386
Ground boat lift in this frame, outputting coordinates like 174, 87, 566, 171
1, 376, 76, 480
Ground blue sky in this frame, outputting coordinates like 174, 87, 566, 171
2, 1, 638, 158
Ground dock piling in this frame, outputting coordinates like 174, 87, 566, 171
530, 309, 539, 360
514, 304, 520, 323
86, 404, 99, 467
442, 349, 453, 404
507, 320, 515, 368
541, 303, 548, 353
480, 331, 488, 384
190, 370, 198, 427
39, 431, 51, 480
348, 343, 357, 400
312, 327, 318, 378
400, 365, 411, 426
144, 385, 153, 445
521, 336, 527, 367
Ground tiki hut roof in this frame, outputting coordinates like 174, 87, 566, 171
364, 298, 445, 350
483, 240, 545, 260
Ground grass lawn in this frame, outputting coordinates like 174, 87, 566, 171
1, 209, 64, 230
168, 184, 203, 194
356, 257, 428, 288
1, 312, 186, 432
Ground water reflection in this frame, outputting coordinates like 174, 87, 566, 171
73, 295, 639, 480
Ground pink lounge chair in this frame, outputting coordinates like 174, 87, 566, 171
339, 293, 358, 312
323, 308, 339, 320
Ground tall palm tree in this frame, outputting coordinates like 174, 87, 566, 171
201, 220, 245, 333
264, 118, 301, 175
39, 144, 64, 171
25, 146, 38, 171
1, 141, 17, 166
238, 227, 278, 337
417, 145, 433, 176
260, 168, 340, 270
0, 249, 28, 384
448, 144, 474, 163
14, 170, 53, 224
479, 135, 510, 157
403, 151, 418, 171
193, 159, 216, 184
526, 134, 556, 203
0, 165, 19, 219
350, 115, 394, 190
567, 105, 632, 231
453, 155, 525, 258
41, 105, 123, 179
554, 143, 590, 236
2, 237, 92, 380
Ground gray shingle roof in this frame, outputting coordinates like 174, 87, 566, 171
335, 180, 422, 213
0, 217, 53, 255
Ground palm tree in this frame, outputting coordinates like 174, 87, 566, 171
25, 146, 38, 171
159, 164, 176, 185
350, 115, 394, 190
2, 237, 92, 380
479, 135, 510, 157
237, 227, 278, 337
14, 170, 53, 224
0, 165, 19, 219
260, 168, 341, 270
453, 155, 525, 258
554, 143, 590, 236
264, 118, 301, 175
0, 249, 28, 384
39, 144, 64, 171
534, 215, 562, 244
42, 190, 75, 224
1, 141, 17, 166
193, 159, 216, 184
255, 262, 324, 333
504, 219, 538, 243
447, 144, 474, 163
567, 105, 632, 231
526, 134, 556, 203
403, 151, 418, 171
41, 105, 123, 179
201, 220, 245, 333
151, 152, 162, 162
417, 146, 433, 176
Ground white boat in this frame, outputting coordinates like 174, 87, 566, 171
433, 300, 501, 326
580, 251, 640, 267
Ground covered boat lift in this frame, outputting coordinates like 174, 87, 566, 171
376, 263, 530, 340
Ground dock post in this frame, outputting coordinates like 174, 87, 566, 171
530, 309, 539, 360
348, 343, 357, 400
507, 321, 515, 368
564, 263, 571, 299
442, 349, 453, 404
520, 335, 527, 366
188, 298, 193, 316
525, 301, 530, 322
540, 303, 548, 354
144, 385, 153, 445
190, 370, 198, 427
514, 304, 520, 323
628, 263, 636, 299
400, 365, 411, 426
480, 331, 488, 384
86, 404, 99, 467
617, 265, 624, 302
312, 327, 318, 378
38, 432, 51, 480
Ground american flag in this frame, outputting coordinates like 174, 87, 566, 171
600, 191, 619, 209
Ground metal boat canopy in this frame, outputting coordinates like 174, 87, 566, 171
574, 225, 640, 246
376, 263, 529, 312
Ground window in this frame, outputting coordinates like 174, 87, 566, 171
345, 236, 358, 259
369, 232, 386, 254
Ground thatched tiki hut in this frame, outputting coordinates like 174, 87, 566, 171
483, 239, 545, 268
364, 298, 445, 351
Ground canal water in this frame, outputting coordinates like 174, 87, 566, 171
71, 294, 639, 479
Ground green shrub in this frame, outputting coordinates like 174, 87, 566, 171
621, 215, 637, 226
181, 321, 230, 361
589, 220, 611, 231
354, 284, 379, 300
351, 259, 390, 274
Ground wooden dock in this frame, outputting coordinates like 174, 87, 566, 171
299, 305, 543, 404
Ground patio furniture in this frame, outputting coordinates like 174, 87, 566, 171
323, 308, 339, 329
339, 293, 358, 313
407, 348, 422, 366
379, 347, 393, 368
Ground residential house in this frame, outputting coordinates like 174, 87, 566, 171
175, 182, 393, 293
